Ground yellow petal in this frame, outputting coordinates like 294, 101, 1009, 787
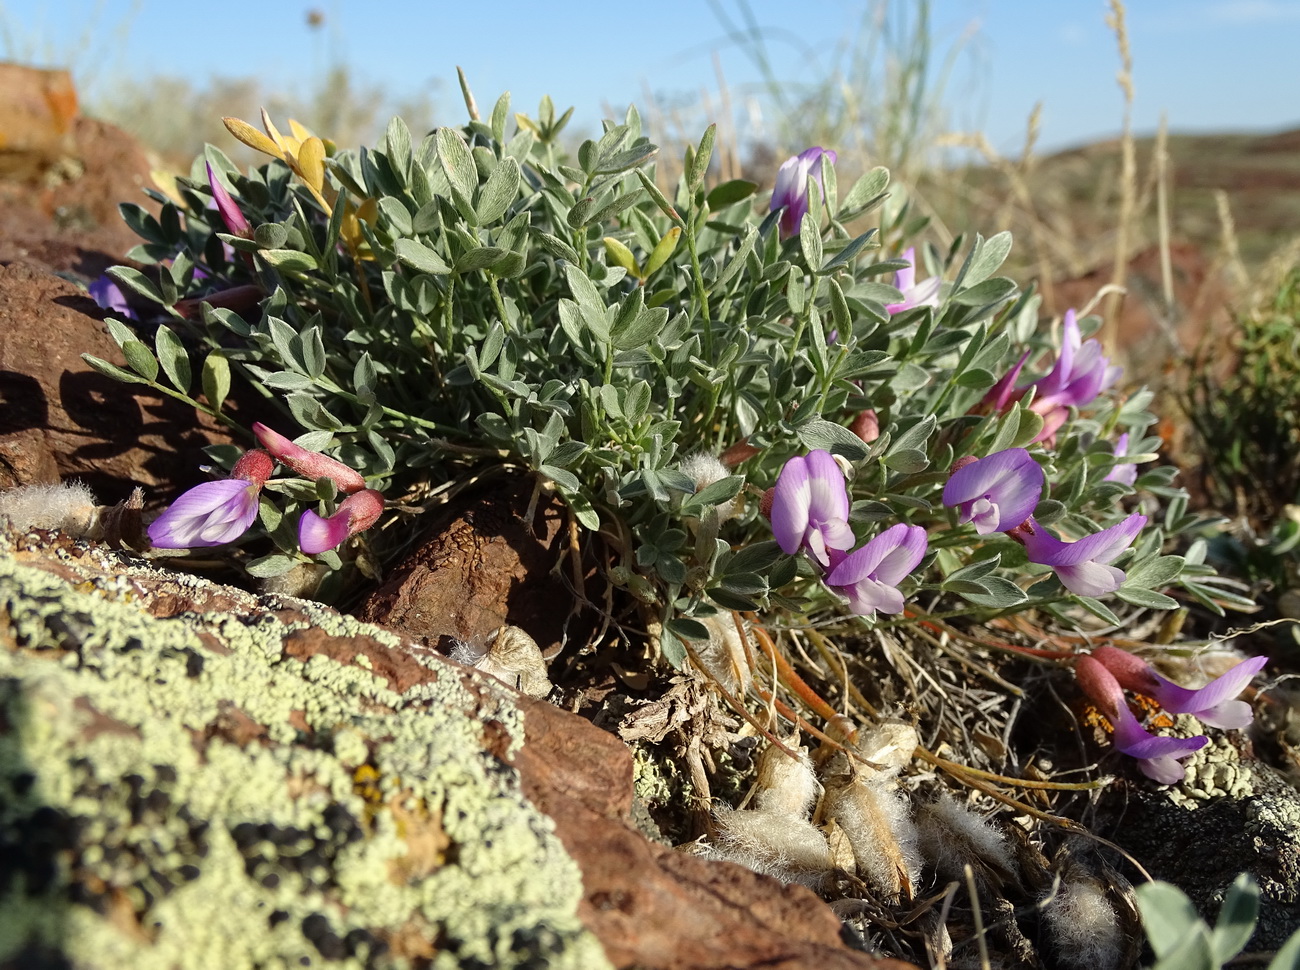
223, 116, 283, 160
260, 108, 287, 151
287, 118, 314, 143
356, 197, 378, 223
296, 136, 326, 195
150, 169, 183, 205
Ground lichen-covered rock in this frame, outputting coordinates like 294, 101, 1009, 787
0, 533, 609, 969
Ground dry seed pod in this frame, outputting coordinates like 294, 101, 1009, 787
916, 792, 1018, 890
1040, 841, 1141, 970
822, 769, 921, 900
690, 614, 751, 697
709, 807, 834, 888
451, 625, 552, 698
753, 735, 819, 818
0, 481, 101, 537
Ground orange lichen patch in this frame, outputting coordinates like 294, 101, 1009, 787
1131, 693, 1176, 729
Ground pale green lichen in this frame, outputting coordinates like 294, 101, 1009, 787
1166, 714, 1256, 810
0, 547, 609, 969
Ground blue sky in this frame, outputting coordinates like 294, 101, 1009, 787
6, 0, 1299, 155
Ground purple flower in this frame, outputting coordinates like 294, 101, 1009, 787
825, 523, 928, 616
1026, 310, 1122, 417
885, 247, 942, 315
147, 449, 273, 549
942, 448, 1043, 534
1092, 645, 1267, 730
770, 450, 855, 567
1103, 433, 1139, 486
1017, 513, 1146, 597
299, 488, 385, 554
979, 349, 1031, 413
89, 275, 137, 320
206, 162, 252, 238
770, 147, 836, 238
1076, 655, 1208, 785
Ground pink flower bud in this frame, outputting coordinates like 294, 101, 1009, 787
849, 409, 879, 444
206, 162, 252, 238
231, 449, 274, 487
298, 488, 385, 554
253, 423, 366, 494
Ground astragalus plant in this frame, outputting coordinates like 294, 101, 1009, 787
87, 80, 1228, 688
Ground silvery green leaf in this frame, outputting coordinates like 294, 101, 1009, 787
1126, 554, 1185, 589
454, 246, 510, 273
881, 449, 929, 473
951, 277, 1017, 308
154, 326, 191, 393
837, 166, 890, 220
81, 353, 147, 385
253, 222, 289, 249
706, 179, 757, 209
258, 249, 317, 272
823, 228, 878, 272
799, 211, 823, 270
1212, 873, 1260, 965
245, 554, 300, 578
796, 419, 869, 461
687, 124, 715, 190
959, 576, 1027, 608
947, 554, 1001, 584
106, 266, 164, 305
540, 464, 579, 491
476, 157, 520, 225
1115, 586, 1180, 610
384, 116, 413, 179
393, 238, 451, 275
121, 339, 158, 382
437, 126, 478, 199
963, 231, 1013, 287
1137, 882, 1208, 959
299, 326, 326, 379
377, 196, 413, 236
263, 372, 315, 391
353, 353, 377, 398
201, 352, 230, 409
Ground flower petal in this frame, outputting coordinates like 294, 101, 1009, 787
1024, 514, 1145, 568
770, 456, 812, 555
804, 449, 850, 523
942, 448, 1042, 533
1054, 560, 1126, 597
871, 524, 928, 586
147, 479, 259, 548
298, 508, 351, 554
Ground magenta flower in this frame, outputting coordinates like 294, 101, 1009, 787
942, 448, 1043, 534
980, 349, 1031, 413
147, 449, 273, 548
770, 450, 856, 567
253, 423, 366, 494
770, 147, 836, 238
1103, 433, 1139, 486
1025, 310, 1121, 425
206, 162, 252, 238
885, 247, 942, 315
1016, 513, 1146, 597
1076, 655, 1208, 784
89, 275, 138, 321
299, 488, 386, 554
825, 523, 928, 616
1092, 645, 1267, 730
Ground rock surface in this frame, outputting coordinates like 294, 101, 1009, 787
0, 262, 238, 502
0, 527, 908, 969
